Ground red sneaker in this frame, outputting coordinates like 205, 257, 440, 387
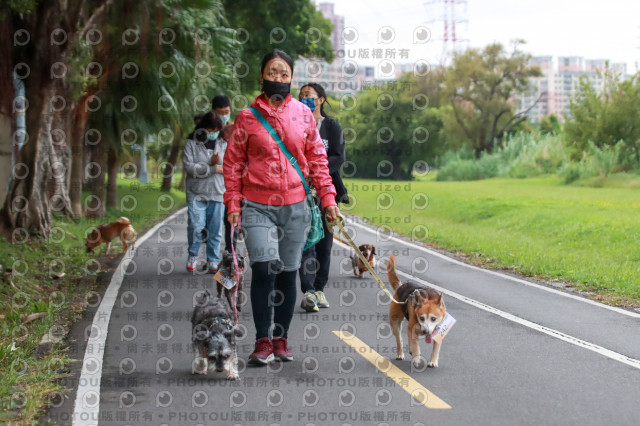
248, 337, 274, 365
272, 337, 293, 362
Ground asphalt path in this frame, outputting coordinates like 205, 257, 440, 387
46, 208, 640, 425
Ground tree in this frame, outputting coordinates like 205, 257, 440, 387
565, 68, 640, 165
222, 0, 335, 92
442, 41, 542, 156
338, 76, 445, 180
1, 0, 111, 238
539, 114, 561, 135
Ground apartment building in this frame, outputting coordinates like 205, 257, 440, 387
292, 2, 375, 94
519, 56, 628, 122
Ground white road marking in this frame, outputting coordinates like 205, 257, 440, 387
333, 225, 640, 371
395, 269, 640, 371
345, 216, 640, 319
71, 208, 187, 426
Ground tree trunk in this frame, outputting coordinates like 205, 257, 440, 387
161, 135, 182, 191
106, 145, 118, 208
0, 0, 89, 238
86, 139, 108, 219
69, 96, 91, 217
1, 83, 73, 239
0, 20, 14, 210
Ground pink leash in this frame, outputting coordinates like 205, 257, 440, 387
230, 216, 241, 327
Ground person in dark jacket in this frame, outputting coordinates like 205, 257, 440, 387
298, 82, 349, 312
211, 94, 239, 254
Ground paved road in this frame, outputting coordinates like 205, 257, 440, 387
47, 208, 640, 425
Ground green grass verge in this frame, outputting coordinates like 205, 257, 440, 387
343, 174, 640, 306
0, 175, 185, 425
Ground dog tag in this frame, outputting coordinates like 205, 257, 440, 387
431, 313, 456, 344
214, 268, 237, 290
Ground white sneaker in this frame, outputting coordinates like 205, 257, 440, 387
186, 256, 198, 271
208, 261, 218, 273
300, 291, 319, 312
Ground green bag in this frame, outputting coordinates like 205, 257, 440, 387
249, 107, 324, 250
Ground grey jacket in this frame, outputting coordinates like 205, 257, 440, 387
183, 137, 227, 202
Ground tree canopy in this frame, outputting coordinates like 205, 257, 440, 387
222, 0, 335, 92
442, 41, 542, 156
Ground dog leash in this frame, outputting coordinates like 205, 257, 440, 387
230, 216, 241, 327
326, 213, 406, 305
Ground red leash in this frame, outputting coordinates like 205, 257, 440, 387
230, 217, 241, 327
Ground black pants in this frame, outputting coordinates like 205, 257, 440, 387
298, 212, 333, 293
223, 205, 239, 253
250, 260, 297, 340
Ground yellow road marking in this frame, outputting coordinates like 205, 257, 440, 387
333, 330, 452, 410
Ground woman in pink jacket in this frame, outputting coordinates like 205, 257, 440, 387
223, 49, 339, 365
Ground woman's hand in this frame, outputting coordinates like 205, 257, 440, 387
228, 212, 240, 226
325, 205, 339, 222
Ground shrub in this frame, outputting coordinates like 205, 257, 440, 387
436, 159, 484, 181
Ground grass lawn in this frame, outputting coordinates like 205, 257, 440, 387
343, 174, 640, 306
0, 175, 186, 425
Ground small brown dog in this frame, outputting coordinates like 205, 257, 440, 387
350, 244, 376, 278
387, 255, 446, 368
85, 217, 136, 254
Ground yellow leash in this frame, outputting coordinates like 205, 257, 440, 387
327, 213, 406, 305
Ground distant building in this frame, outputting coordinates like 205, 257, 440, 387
292, 2, 375, 94
518, 56, 628, 122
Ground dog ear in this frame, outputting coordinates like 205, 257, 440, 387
411, 289, 423, 307
371, 245, 376, 255
233, 326, 244, 338
438, 291, 445, 308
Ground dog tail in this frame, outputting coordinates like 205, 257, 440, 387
387, 255, 402, 290
117, 217, 131, 225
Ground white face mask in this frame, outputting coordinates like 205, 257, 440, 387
220, 114, 231, 125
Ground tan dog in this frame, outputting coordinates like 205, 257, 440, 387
387, 255, 446, 368
85, 217, 136, 254
350, 244, 376, 278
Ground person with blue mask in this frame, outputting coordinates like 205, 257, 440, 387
211, 94, 239, 255
183, 111, 226, 272
298, 83, 349, 312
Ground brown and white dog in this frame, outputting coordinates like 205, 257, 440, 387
387, 255, 446, 368
350, 244, 376, 278
85, 217, 136, 254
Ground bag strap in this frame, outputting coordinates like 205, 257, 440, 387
249, 107, 311, 196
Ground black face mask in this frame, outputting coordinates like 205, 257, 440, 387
262, 79, 290, 101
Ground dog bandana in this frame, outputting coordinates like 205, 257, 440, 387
428, 313, 456, 344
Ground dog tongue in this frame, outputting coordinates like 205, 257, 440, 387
425, 334, 432, 344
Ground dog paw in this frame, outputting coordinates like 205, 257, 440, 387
396, 354, 405, 360
193, 359, 208, 374
411, 357, 424, 369
227, 374, 240, 381
193, 367, 208, 375
427, 362, 438, 368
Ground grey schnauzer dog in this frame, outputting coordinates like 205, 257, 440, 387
191, 290, 242, 380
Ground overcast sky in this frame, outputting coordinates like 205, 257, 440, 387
326, 0, 639, 73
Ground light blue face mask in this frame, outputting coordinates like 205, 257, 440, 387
300, 97, 316, 112
208, 131, 220, 141
219, 114, 231, 125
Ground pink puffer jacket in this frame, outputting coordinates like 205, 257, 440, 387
223, 93, 337, 214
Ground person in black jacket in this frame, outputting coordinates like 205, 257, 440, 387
298, 82, 349, 312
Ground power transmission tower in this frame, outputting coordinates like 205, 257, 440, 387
425, 0, 469, 66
